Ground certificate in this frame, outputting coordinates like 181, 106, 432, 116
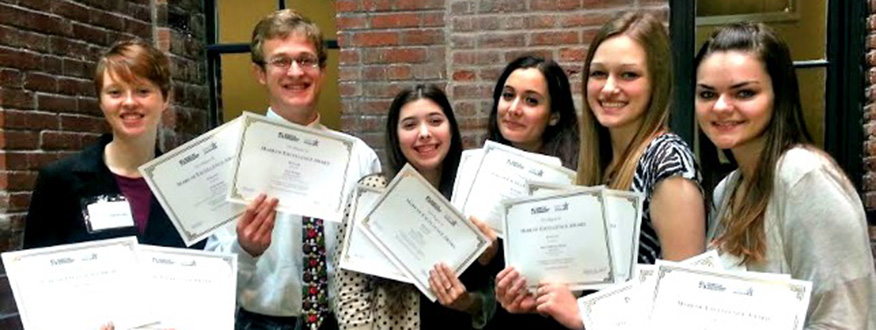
339, 185, 410, 283
1, 237, 154, 330
647, 264, 812, 330
460, 141, 576, 235
451, 148, 563, 210
360, 164, 490, 301
601, 189, 644, 282
503, 189, 614, 292
578, 281, 641, 330
138, 245, 237, 330
228, 112, 356, 222
139, 117, 245, 246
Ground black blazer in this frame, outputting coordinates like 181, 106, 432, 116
23, 134, 205, 249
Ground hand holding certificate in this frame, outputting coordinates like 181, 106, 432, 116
503, 189, 615, 292
360, 164, 490, 301
139, 117, 245, 246
459, 141, 576, 236
338, 185, 410, 283
228, 112, 356, 222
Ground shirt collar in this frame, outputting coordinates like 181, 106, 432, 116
266, 108, 323, 130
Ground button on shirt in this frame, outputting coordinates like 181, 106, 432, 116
205, 109, 381, 317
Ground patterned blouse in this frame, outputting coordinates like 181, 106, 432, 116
631, 133, 702, 264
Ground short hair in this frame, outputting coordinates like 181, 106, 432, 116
485, 56, 580, 169
250, 9, 327, 67
385, 84, 463, 199
93, 39, 172, 99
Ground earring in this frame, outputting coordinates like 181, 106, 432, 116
549, 114, 560, 126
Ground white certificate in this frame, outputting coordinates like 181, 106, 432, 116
578, 281, 641, 330
452, 148, 563, 210
460, 141, 576, 236
138, 245, 237, 330
1, 237, 154, 330
648, 264, 812, 330
339, 185, 410, 283
228, 112, 356, 222
601, 189, 644, 283
503, 189, 614, 292
360, 164, 490, 301
139, 117, 245, 246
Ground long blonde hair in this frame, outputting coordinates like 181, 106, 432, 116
576, 12, 673, 190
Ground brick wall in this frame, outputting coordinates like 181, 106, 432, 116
337, 0, 668, 160
0, 0, 208, 327
866, 2, 876, 212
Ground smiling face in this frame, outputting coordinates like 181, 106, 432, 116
99, 70, 168, 140
496, 68, 553, 152
586, 35, 652, 133
254, 33, 325, 123
397, 99, 452, 175
695, 50, 774, 155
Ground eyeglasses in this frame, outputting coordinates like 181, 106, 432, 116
264, 55, 320, 71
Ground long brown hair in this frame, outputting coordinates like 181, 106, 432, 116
695, 23, 812, 263
576, 12, 673, 190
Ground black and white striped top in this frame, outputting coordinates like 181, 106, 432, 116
631, 133, 702, 264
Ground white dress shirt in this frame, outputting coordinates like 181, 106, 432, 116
206, 108, 381, 317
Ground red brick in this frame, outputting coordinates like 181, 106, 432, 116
0, 70, 20, 88
479, 33, 526, 48
453, 51, 476, 65
526, 16, 556, 29
0, 88, 35, 110
2, 170, 37, 191
43, 55, 62, 75
454, 101, 478, 117
477, 0, 526, 13
124, 18, 151, 38
531, 0, 582, 10
40, 131, 89, 150
339, 49, 359, 65
49, 37, 91, 60
76, 97, 101, 116
411, 63, 445, 80
337, 15, 368, 30
0, 130, 39, 150
560, 47, 587, 62
7, 191, 30, 212
370, 13, 420, 29
338, 82, 360, 97
352, 31, 399, 47
453, 84, 490, 100
72, 23, 108, 46
0, 110, 58, 130
0, 25, 50, 53
0, 4, 71, 36
363, 66, 387, 80
63, 58, 90, 78
504, 49, 554, 62
58, 78, 94, 96
478, 67, 505, 81
339, 67, 361, 81
37, 94, 77, 113
23, 73, 57, 93
126, 3, 152, 22
453, 70, 476, 81
52, 0, 90, 22
363, 83, 408, 98
395, 0, 444, 10
451, 35, 475, 49
422, 12, 445, 27
0, 47, 41, 71
361, 0, 393, 12
531, 31, 578, 46
582, 0, 634, 8
90, 10, 124, 30
387, 65, 412, 80
401, 30, 443, 45
336, 0, 358, 12
452, 17, 475, 32
560, 13, 612, 28
363, 48, 426, 64
450, 2, 474, 15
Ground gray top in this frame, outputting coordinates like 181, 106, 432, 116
709, 147, 876, 329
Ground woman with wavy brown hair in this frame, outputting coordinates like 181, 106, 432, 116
696, 22, 876, 328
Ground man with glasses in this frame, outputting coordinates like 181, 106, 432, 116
206, 9, 380, 330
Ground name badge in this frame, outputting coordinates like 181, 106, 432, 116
81, 195, 135, 232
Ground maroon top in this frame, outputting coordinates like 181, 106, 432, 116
113, 174, 152, 234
